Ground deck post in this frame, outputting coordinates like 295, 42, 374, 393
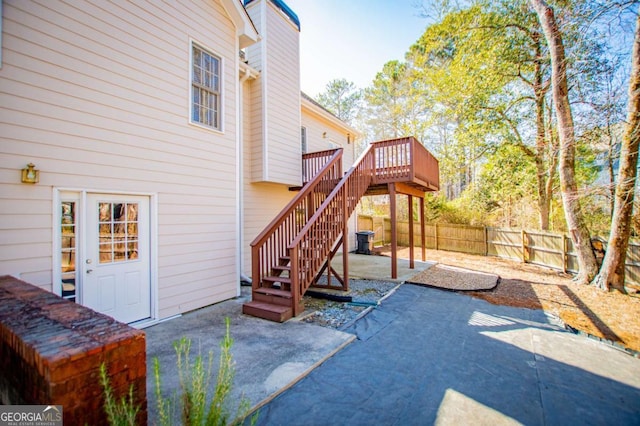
290, 247, 301, 316
343, 188, 349, 291
408, 194, 414, 269
420, 197, 426, 261
390, 183, 398, 279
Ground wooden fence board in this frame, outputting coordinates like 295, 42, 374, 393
487, 228, 521, 260
527, 231, 565, 270
357, 215, 640, 287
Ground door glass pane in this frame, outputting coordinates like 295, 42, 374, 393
98, 202, 140, 264
128, 222, 138, 238
60, 201, 76, 302
100, 243, 113, 263
99, 203, 111, 221
114, 242, 126, 261
127, 242, 139, 260
127, 203, 138, 221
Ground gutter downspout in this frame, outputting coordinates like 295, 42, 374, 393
238, 65, 258, 290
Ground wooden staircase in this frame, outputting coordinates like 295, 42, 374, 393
242, 137, 439, 322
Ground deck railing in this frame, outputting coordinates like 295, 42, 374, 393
248, 137, 440, 320
302, 149, 340, 184
250, 148, 343, 296
371, 136, 439, 190
288, 145, 376, 314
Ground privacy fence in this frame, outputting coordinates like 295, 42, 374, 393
357, 214, 640, 287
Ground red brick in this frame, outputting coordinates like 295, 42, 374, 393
0, 276, 147, 426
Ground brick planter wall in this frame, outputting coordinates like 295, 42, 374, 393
0, 275, 147, 425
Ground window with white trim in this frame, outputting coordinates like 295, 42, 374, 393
301, 126, 307, 153
60, 199, 78, 302
191, 43, 221, 130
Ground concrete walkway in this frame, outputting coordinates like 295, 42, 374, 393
329, 252, 436, 282
144, 254, 431, 422
145, 254, 640, 425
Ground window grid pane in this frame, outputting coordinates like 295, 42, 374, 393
99, 202, 139, 264
61, 201, 76, 302
191, 44, 221, 130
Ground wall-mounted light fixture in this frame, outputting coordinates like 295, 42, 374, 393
322, 131, 327, 139
21, 163, 39, 184
347, 133, 351, 144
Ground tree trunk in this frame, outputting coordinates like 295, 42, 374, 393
592, 8, 640, 293
607, 137, 616, 217
530, 0, 599, 283
534, 82, 551, 230
533, 31, 551, 230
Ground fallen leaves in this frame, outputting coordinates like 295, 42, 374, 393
389, 247, 640, 353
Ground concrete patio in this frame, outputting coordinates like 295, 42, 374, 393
144, 253, 432, 422
144, 252, 640, 425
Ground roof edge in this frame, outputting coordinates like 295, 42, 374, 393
244, 0, 300, 30
301, 92, 361, 137
220, 0, 260, 48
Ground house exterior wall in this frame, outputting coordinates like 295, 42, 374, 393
241, 82, 361, 275
240, 76, 295, 276
301, 107, 356, 174
0, 0, 241, 320
245, 0, 301, 186
243, 5, 265, 184
1, 0, 361, 322
301, 105, 359, 250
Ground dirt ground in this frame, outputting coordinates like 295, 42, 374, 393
381, 247, 640, 354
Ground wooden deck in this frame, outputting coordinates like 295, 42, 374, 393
244, 136, 439, 322
365, 137, 439, 196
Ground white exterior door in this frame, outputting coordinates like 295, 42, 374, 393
84, 194, 151, 324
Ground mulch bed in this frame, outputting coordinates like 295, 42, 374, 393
300, 279, 398, 329
407, 264, 498, 291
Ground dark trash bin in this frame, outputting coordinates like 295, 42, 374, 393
355, 231, 375, 255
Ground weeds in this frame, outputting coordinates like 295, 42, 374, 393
99, 363, 140, 426
103, 317, 255, 426
154, 317, 255, 426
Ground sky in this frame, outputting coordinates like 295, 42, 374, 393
283, 0, 430, 98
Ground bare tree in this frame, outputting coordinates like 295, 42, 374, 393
530, 0, 599, 283
593, 6, 640, 293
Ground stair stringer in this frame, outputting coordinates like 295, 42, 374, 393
287, 145, 376, 316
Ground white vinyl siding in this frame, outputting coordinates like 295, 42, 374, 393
301, 108, 356, 172
301, 105, 358, 251
0, 0, 240, 319
0, 0, 3, 68
241, 4, 265, 183
301, 126, 307, 154
248, 73, 265, 183
262, 3, 301, 185
245, 0, 301, 185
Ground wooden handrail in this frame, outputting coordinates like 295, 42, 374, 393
288, 145, 376, 309
302, 149, 340, 184
364, 136, 440, 190
251, 148, 343, 294
247, 136, 439, 320
410, 138, 440, 190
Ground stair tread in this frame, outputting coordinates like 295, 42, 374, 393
243, 300, 291, 313
272, 265, 291, 271
255, 287, 292, 298
243, 301, 293, 322
263, 276, 292, 284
